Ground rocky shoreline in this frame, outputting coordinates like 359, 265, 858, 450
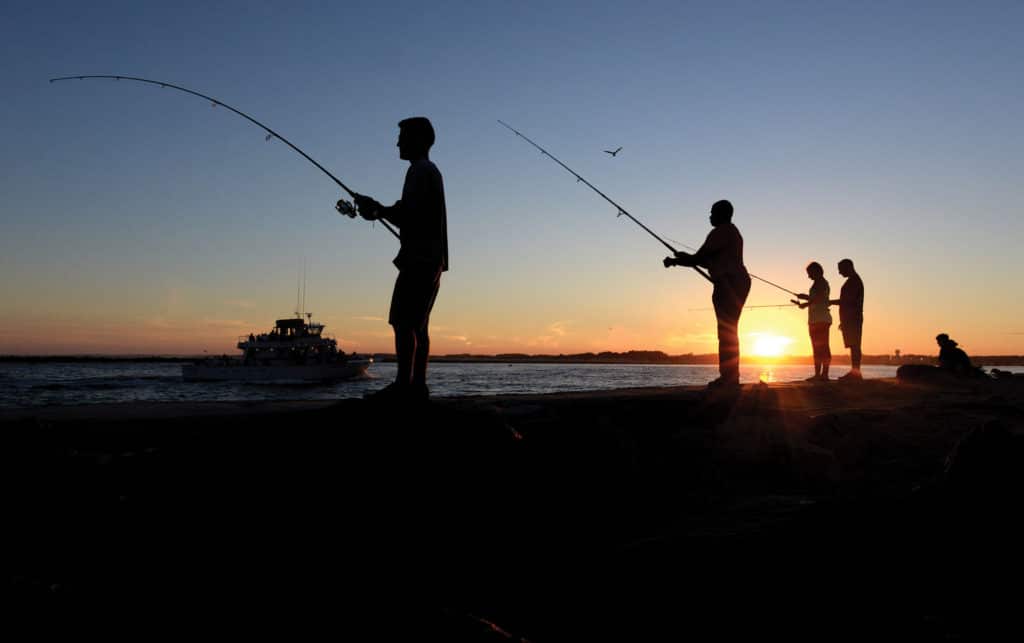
7, 377, 1024, 639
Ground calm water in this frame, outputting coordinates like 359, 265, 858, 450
0, 360, 970, 409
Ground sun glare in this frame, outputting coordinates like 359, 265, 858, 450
750, 334, 793, 358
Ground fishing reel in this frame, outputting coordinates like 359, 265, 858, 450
335, 194, 396, 237
335, 198, 358, 219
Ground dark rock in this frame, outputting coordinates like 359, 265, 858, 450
943, 420, 1023, 500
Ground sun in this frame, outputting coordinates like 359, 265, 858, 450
750, 333, 793, 358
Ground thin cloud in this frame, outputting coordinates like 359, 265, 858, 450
352, 315, 386, 322
548, 321, 570, 337
527, 335, 560, 349
201, 319, 251, 329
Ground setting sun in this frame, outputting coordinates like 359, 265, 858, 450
750, 333, 794, 358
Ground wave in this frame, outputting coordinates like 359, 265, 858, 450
32, 375, 181, 391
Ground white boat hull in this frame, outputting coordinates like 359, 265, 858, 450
182, 360, 371, 383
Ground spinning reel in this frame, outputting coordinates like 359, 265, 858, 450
334, 196, 397, 237
335, 198, 358, 219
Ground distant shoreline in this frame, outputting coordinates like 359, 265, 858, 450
3, 353, 1024, 366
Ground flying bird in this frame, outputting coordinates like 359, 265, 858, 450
604, 147, 623, 157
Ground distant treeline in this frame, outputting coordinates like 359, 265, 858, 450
424, 352, 1024, 366
4, 352, 1023, 366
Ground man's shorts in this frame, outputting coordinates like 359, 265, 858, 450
840, 320, 863, 349
389, 268, 442, 331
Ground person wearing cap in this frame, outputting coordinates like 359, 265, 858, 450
347, 117, 449, 401
829, 259, 864, 380
664, 200, 751, 389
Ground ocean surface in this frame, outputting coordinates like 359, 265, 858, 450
10, 360, 1013, 409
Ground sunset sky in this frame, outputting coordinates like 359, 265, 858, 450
2, 1, 1022, 357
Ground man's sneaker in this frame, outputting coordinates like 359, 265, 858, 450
409, 382, 431, 403
805, 375, 822, 382
363, 381, 407, 402
838, 370, 863, 381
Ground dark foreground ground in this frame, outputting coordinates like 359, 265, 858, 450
6, 377, 1024, 640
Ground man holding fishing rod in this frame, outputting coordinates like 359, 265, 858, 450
664, 200, 751, 389
50, 77, 449, 399
344, 117, 449, 402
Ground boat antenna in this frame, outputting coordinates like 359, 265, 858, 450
499, 120, 800, 297
302, 258, 308, 318
295, 264, 302, 318
49, 74, 399, 239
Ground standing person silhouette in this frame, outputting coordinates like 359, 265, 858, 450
793, 262, 832, 381
347, 117, 448, 401
829, 259, 864, 380
664, 200, 751, 389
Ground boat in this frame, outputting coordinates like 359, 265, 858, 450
182, 313, 372, 382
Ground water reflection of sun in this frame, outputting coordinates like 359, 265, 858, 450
750, 333, 793, 358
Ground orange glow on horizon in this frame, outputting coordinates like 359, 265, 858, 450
749, 333, 795, 358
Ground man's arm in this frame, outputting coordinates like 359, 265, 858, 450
830, 281, 862, 307
354, 195, 405, 227
805, 289, 827, 306
664, 229, 720, 269
665, 251, 695, 268
377, 201, 406, 227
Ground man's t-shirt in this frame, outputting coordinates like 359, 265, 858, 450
693, 223, 747, 280
392, 159, 448, 273
838, 274, 864, 325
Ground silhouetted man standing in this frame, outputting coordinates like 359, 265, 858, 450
348, 117, 448, 401
665, 200, 751, 388
829, 258, 864, 380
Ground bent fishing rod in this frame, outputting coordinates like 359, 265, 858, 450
497, 120, 712, 284
499, 120, 799, 297
49, 75, 398, 239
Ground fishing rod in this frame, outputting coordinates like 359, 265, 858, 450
49, 74, 398, 239
499, 119, 802, 296
497, 120, 713, 284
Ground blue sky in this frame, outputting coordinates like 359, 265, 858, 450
2, 1, 1022, 355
